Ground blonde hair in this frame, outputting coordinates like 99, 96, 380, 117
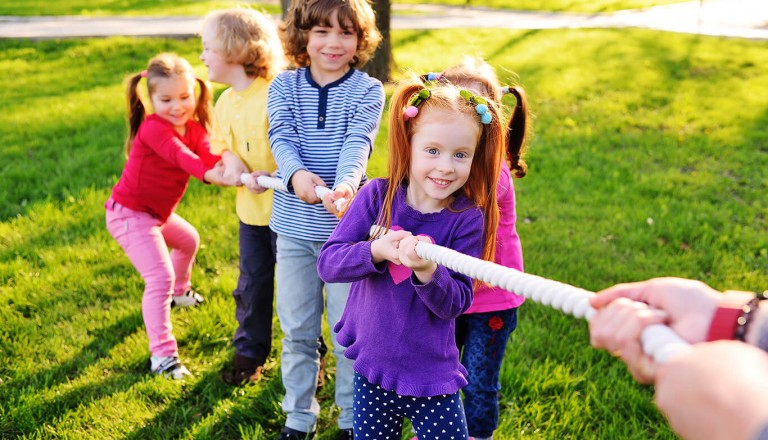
280, 0, 382, 68
377, 78, 504, 262
203, 8, 286, 80
124, 53, 213, 156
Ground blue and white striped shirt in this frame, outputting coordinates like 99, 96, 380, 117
268, 67, 384, 241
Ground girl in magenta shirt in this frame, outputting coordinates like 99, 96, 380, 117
440, 58, 531, 440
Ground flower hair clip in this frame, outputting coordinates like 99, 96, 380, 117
459, 89, 492, 125
403, 88, 431, 121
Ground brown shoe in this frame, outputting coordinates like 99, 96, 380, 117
221, 354, 263, 386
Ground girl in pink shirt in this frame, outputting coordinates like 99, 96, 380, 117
106, 53, 227, 379
439, 58, 531, 440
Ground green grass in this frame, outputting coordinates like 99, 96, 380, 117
395, 0, 684, 13
1, 0, 687, 16
2, 28, 768, 439
0, 0, 281, 16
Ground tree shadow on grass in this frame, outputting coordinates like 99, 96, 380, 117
123, 368, 285, 440
0, 311, 144, 437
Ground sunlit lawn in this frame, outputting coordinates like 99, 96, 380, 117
2, 25, 768, 440
1, 0, 688, 15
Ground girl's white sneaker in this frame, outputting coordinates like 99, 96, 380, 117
171, 290, 204, 308
150, 356, 191, 380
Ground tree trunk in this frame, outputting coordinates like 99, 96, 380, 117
363, 0, 392, 84
280, 0, 291, 19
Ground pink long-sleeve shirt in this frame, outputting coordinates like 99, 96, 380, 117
109, 114, 220, 221
465, 161, 525, 313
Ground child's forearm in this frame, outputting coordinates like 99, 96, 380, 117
221, 150, 248, 186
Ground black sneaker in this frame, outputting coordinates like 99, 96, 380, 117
277, 427, 314, 440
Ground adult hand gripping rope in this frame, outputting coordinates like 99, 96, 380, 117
240, 173, 347, 211
367, 226, 691, 364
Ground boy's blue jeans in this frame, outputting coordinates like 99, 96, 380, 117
275, 234, 354, 433
455, 308, 518, 439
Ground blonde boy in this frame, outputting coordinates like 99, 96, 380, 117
200, 8, 285, 384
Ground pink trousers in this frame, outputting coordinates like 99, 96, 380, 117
105, 199, 199, 357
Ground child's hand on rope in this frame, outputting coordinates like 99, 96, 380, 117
291, 170, 325, 204
399, 235, 437, 284
243, 170, 271, 194
204, 161, 227, 186
322, 183, 353, 215
371, 229, 412, 265
221, 150, 249, 186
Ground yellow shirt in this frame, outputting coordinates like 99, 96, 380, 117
210, 77, 276, 226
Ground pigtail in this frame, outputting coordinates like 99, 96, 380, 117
371, 80, 424, 238
194, 77, 214, 131
124, 73, 145, 157
506, 85, 529, 178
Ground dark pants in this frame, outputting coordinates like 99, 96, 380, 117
352, 372, 468, 439
233, 222, 276, 365
455, 308, 518, 439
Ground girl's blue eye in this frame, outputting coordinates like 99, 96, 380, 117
427, 148, 438, 155
455, 152, 467, 159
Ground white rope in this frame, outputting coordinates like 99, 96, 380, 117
240, 174, 346, 211
368, 226, 690, 364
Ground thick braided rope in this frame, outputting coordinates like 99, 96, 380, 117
369, 226, 691, 364
240, 174, 346, 210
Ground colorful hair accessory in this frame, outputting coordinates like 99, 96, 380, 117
140, 70, 148, 78
426, 72, 442, 81
403, 88, 431, 121
459, 89, 492, 125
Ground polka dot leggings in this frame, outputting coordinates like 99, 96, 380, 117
353, 372, 468, 439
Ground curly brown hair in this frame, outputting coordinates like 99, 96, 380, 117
280, 0, 382, 68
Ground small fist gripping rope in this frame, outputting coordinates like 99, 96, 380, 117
240, 173, 347, 211
369, 226, 691, 364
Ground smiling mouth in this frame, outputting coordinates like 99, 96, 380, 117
429, 177, 452, 186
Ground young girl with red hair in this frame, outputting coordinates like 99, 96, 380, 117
318, 78, 505, 439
